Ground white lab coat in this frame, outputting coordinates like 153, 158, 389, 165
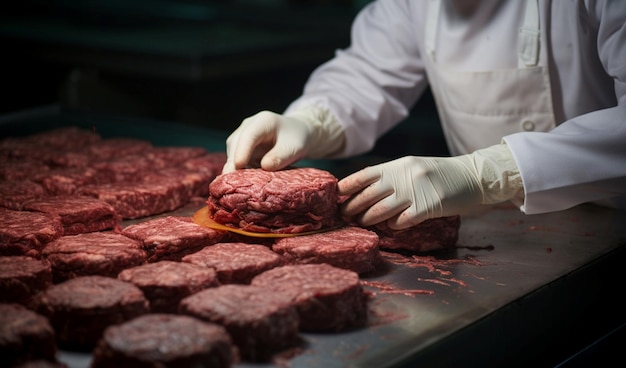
285, 0, 626, 214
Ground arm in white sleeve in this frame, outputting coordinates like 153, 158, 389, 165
284, 0, 429, 158
504, 106, 626, 214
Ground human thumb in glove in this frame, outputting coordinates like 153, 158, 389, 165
223, 107, 345, 173
338, 143, 524, 229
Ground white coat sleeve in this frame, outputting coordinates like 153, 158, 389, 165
503, 1, 626, 214
284, 0, 429, 158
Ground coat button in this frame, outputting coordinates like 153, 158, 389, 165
521, 120, 535, 131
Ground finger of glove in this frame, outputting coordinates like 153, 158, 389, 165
340, 176, 394, 218
258, 128, 309, 171
260, 145, 302, 171
223, 127, 244, 173
337, 166, 382, 196
230, 115, 278, 171
385, 204, 432, 230
355, 193, 411, 227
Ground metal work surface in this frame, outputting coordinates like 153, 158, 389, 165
3, 107, 625, 367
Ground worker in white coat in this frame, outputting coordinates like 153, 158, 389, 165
223, 0, 626, 229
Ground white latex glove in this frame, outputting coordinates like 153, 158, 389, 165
338, 143, 524, 229
223, 107, 345, 173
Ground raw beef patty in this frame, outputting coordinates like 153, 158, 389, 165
118, 261, 220, 313
371, 215, 461, 252
0, 303, 58, 366
207, 167, 339, 234
272, 226, 381, 274
42, 232, 146, 283
0, 256, 52, 306
182, 242, 284, 284
34, 276, 149, 350
180, 284, 299, 361
23, 196, 120, 235
252, 263, 368, 332
91, 314, 234, 368
121, 216, 226, 262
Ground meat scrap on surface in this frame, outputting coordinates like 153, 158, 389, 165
182, 242, 284, 284
121, 216, 227, 262
0, 256, 52, 307
34, 276, 150, 350
0, 208, 63, 258
272, 226, 381, 274
91, 313, 236, 368
179, 284, 300, 362
0, 303, 58, 367
23, 196, 121, 235
118, 260, 220, 313
207, 167, 340, 234
42, 232, 146, 283
251, 263, 368, 332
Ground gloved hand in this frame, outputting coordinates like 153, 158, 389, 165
222, 107, 345, 173
338, 143, 524, 229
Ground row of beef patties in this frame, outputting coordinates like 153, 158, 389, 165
1, 259, 368, 366
0, 126, 227, 258
0, 211, 458, 365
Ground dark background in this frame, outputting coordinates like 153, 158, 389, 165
0, 0, 448, 158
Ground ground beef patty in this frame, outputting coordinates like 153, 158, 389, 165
272, 226, 381, 274
144, 146, 208, 168
23, 196, 120, 235
143, 168, 216, 202
0, 127, 100, 158
0, 303, 58, 366
180, 284, 299, 362
34, 167, 102, 196
371, 215, 461, 252
182, 242, 284, 284
0, 180, 47, 210
0, 208, 63, 258
0, 159, 50, 181
34, 276, 149, 350
251, 264, 368, 332
85, 137, 153, 161
0, 256, 52, 307
79, 180, 190, 219
121, 216, 226, 262
183, 152, 227, 177
91, 314, 235, 368
208, 167, 339, 234
42, 232, 146, 283
118, 261, 220, 313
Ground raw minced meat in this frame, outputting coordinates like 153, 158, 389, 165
208, 167, 340, 234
